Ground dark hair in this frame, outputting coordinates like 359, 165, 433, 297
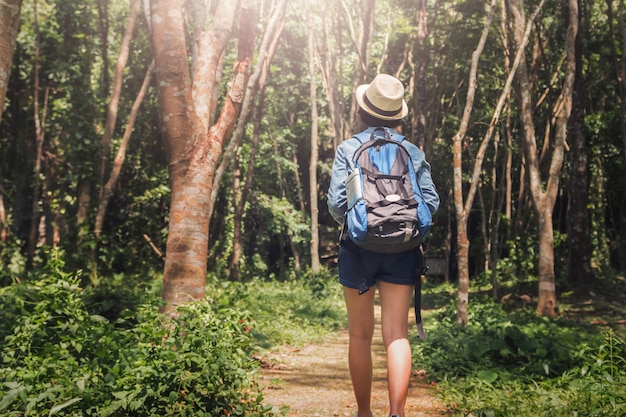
358, 107, 403, 128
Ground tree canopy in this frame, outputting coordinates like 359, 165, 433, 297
0, 0, 624, 316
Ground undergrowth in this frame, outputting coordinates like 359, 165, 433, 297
205, 269, 345, 349
0, 251, 345, 416
5, 246, 624, 417
414, 277, 626, 416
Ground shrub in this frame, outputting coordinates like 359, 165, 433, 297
415, 298, 588, 381
0, 252, 278, 416
435, 331, 626, 417
414, 285, 626, 416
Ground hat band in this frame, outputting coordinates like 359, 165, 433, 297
363, 93, 402, 117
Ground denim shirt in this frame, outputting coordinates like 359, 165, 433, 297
327, 127, 440, 225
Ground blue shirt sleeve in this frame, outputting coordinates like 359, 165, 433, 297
405, 145, 439, 215
327, 140, 354, 225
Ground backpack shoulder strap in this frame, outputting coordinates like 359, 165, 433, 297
353, 127, 406, 161
352, 127, 401, 144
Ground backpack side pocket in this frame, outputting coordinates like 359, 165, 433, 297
345, 168, 363, 210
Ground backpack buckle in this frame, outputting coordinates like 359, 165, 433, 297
402, 222, 415, 243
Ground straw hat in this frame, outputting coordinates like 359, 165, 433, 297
355, 74, 409, 121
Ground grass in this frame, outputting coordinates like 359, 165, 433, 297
205, 269, 347, 349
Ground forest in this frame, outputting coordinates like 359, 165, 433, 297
0, 0, 625, 415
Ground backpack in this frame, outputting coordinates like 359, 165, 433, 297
344, 127, 432, 254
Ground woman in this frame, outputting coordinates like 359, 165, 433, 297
327, 73, 439, 417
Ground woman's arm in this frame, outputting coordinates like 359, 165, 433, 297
327, 142, 353, 225
407, 146, 440, 215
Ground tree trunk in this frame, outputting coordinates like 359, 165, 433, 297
272, 133, 302, 270
97, 0, 142, 206
491, 132, 508, 298
608, 0, 626, 271
230, 158, 243, 281
453, 134, 470, 325
451, 0, 497, 325
343, 0, 375, 131
320, 0, 346, 148
413, 0, 428, 151
0, 0, 22, 123
95, 60, 155, 238
150, 0, 253, 313
96, 0, 110, 95
307, 0, 320, 274
27, 0, 48, 267
536, 206, 557, 316
444, 195, 452, 283
500, 0, 513, 226
230, 75, 269, 282
76, 180, 91, 239
567, 1, 592, 288
0, 183, 7, 243
207, 0, 287, 222
151, 0, 208, 310
511, 0, 576, 317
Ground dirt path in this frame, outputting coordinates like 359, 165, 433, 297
260, 302, 446, 417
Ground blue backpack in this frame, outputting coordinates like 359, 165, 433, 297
344, 127, 432, 254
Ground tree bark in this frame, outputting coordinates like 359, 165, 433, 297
96, 0, 110, 94
0, 0, 22, 124
511, 0, 576, 317
95, 60, 155, 238
500, 0, 513, 225
150, 0, 253, 313
0, 183, 6, 243
151, 0, 204, 310
207, 0, 286, 222
229, 65, 270, 282
307, 0, 320, 274
230, 157, 243, 281
319, 0, 346, 149
614, 0, 626, 159
27, 0, 48, 267
413, 0, 428, 151
567, 0, 592, 288
342, 0, 375, 131
76, 180, 91, 239
98, 0, 142, 202
452, 0, 497, 326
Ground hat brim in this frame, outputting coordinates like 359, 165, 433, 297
356, 83, 409, 121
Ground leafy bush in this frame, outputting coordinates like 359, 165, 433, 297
0, 240, 26, 288
435, 331, 626, 417
415, 297, 590, 381
0, 253, 279, 416
415, 283, 626, 416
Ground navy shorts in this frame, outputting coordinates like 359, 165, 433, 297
338, 240, 423, 294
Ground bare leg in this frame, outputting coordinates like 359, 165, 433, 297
378, 281, 413, 417
343, 286, 376, 417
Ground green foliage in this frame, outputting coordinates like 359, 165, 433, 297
0, 253, 279, 416
0, 240, 26, 287
434, 331, 626, 417
498, 235, 539, 284
205, 268, 346, 349
415, 298, 587, 381
415, 281, 626, 417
